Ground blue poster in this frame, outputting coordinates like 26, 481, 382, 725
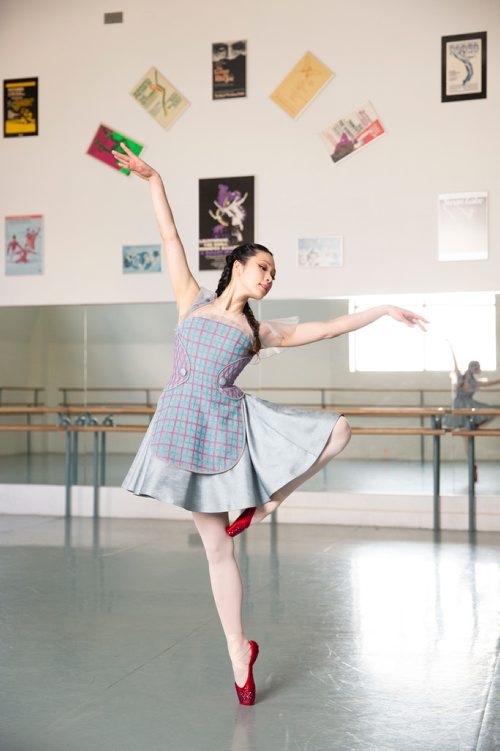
122, 245, 162, 273
5, 215, 43, 275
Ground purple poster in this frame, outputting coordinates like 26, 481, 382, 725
198, 176, 254, 270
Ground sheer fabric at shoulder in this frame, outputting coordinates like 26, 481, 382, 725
179, 287, 216, 322
259, 318, 299, 349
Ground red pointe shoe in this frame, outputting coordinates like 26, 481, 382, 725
234, 640, 259, 705
226, 507, 256, 537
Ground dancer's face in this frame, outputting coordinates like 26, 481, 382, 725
234, 252, 276, 300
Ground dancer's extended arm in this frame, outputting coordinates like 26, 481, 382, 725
477, 376, 500, 387
112, 144, 199, 312
279, 305, 427, 348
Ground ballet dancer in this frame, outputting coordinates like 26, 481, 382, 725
113, 144, 427, 705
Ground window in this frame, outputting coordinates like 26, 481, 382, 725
349, 292, 497, 372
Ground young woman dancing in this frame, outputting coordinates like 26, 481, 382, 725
113, 144, 427, 706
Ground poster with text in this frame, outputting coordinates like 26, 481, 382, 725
442, 32, 486, 101
320, 102, 385, 164
122, 245, 162, 273
270, 52, 333, 119
130, 67, 190, 129
212, 41, 247, 99
438, 192, 488, 261
199, 176, 254, 270
298, 237, 343, 268
87, 124, 143, 174
3, 77, 38, 137
5, 215, 43, 275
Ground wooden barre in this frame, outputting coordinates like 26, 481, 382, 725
0, 425, 66, 432
452, 429, 500, 437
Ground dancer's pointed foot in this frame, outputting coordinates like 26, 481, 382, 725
226, 507, 256, 537
234, 640, 259, 705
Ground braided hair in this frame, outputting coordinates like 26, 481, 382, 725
215, 243, 273, 354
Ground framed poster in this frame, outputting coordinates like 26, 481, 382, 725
130, 67, 189, 129
86, 124, 143, 174
5, 215, 43, 275
199, 176, 254, 270
320, 102, 385, 164
298, 237, 343, 268
212, 41, 247, 99
438, 192, 488, 261
270, 51, 333, 119
3, 77, 38, 137
122, 245, 162, 273
441, 32, 487, 102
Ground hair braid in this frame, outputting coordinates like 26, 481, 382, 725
215, 243, 273, 355
243, 302, 261, 354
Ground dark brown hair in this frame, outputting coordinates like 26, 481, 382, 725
215, 243, 273, 354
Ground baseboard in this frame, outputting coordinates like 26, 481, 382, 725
0, 484, 499, 532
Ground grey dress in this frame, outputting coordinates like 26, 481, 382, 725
123, 288, 340, 513
443, 371, 496, 428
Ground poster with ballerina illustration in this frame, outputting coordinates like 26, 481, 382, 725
5, 215, 43, 275
198, 176, 254, 270
441, 32, 487, 102
130, 67, 190, 129
320, 102, 385, 164
270, 52, 334, 119
86, 124, 143, 174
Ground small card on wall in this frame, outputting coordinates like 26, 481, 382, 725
130, 67, 190, 129
3, 77, 38, 137
86, 124, 143, 174
5, 215, 43, 275
212, 40, 247, 99
270, 52, 334, 119
438, 192, 488, 261
298, 237, 343, 268
320, 102, 385, 164
122, 245, 162, 273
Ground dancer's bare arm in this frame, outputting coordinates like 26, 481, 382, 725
112, 144, 199, 313
279, 305, 428, 348
477, 377, 500, 388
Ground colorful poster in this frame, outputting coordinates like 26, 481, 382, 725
438, 192, 488, 261
3, 77, 38, 137
199, 176, 254, 270
212, 41, 247, 99
122, 245, 162, 273
270, 52, 333, 119
5, 215, 43, 275
130, 67, 190, 129
320, 102, 385, 164
86, 124, 143, 174
442, 32, 487, 101
298, 237, 343, 268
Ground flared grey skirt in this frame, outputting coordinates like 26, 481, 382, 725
122, 394, 340, 513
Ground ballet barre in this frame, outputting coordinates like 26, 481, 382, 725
1, 406, 498, 531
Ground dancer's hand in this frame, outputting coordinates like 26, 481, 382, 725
386, 306, 428, 331
111, 142, 157, 180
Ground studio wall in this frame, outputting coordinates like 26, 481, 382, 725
1, 0, 499, 306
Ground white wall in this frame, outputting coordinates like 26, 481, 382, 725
1, 0, 499, 306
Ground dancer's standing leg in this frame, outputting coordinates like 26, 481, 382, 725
192, 511, 252, 686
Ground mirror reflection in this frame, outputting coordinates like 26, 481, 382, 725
0, 298, 499, 499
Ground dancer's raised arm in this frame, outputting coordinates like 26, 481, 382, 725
277, 304, 427, 348
112, 144, 199, 313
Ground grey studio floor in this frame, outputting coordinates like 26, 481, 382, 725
1, 515, 500, 751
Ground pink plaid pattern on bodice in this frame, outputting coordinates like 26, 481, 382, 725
150, 314, 253, 473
